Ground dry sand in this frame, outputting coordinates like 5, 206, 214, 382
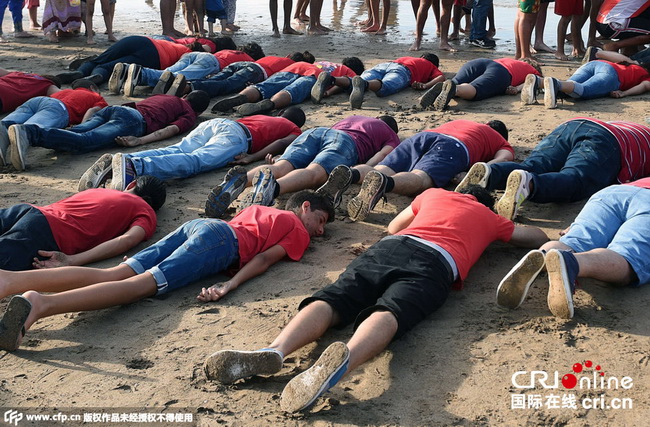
0, 3, 649, 426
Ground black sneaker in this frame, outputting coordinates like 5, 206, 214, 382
347, 170, 387, 221
311, 71, 333, 104
212, 94, 248, 113
349, 76, 367, 109
236, 99, 275, 116
152, 70, 175, 95
204, 166, 248, 218
417, 81, 444, 109
167, 74, 188, 97
316, 165, 353, 208
69, 54, 97, 70
543, 77, 560, 109
123, 63, 143, 97
108, 63, 128, 94
469, 38, 496, 49
433, 80, 456, 111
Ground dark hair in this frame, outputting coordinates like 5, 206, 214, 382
521, 58, 543, 76
487, 120, 508, 141
71, 78, 99, 92
186, 41, 208, 52
619, 61, 650, 72
208, 36, 237, 51
289, 51, 316, 64
377, 115, 399, 134
185, 90, 210, 114
342, 57, 365, 75
42, 74, 62, 88
286, 190, 335, 223
457, 184, 495, 211
133, 175, 167, 211
279, 106, 306, 128
421, 53, 440, 68
240, 42, 265, 60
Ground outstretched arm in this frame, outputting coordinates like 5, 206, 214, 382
32, 226, 147, 269
231, 134, 298, 165
81, 106, 102, 123
365, 144, 395, 166
115, 124, 180, 147
411, 74, 446, 90
197, 244, 288, 302
610, 80, 650, 98
387, 206, 415, 234
487, 148, 515, 164
509, 224, 549, 248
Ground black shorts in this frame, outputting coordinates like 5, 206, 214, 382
301, 236, 454, 340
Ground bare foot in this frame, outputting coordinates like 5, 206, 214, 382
374, 28, 387, 35
440, 42, 458, 52
572, 48, 585, 58
86, 36, 96, 45
297, 14, 309, 21
221, 29, 235, 36
308, 26, 328, 35
272, 29, 281, 38
358, 19, 370, 26
108, 33, 117, 42
163, 29, 187, 38
226, 24, 240, 31
0, 35, 8, 43
14, 31, 36, 38
409, 40, 422, 51
30, 23, 41, 30
449, 33, 460, 41
554, 51, 569, 61
46, 32, 59, 43
361, 25, 380, 32
283, 27, 303, 35
533, 42, 554, 53
318, 24, 332, 32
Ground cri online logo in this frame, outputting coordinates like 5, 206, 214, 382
512, 360, 633, 390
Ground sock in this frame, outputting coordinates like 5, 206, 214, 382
351, 169, 361, 184
273, 183, 280, 198
385, 176, 395, 193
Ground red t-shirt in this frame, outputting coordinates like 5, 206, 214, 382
0, 72, 54, 113
149, 38, 192, 69
124, 95, 197, 134
228, 205, 310, 267
393, 57, 443, 84
601, 60, 650, 91
174, 37, 216, 53
281, 62, 322, 77
237, 116, 302, 153
429, 120, 514, 165
36, 189, 157, 255
627, 177, 650, 189
215, 50, 254, 69
255, 56, 295, 77
394, 188, 514, 287
577, 118, 650, 183
280, 61, 357, 78
493, 58, 542, 86
51, 88, 108, 125
331, 116, 401, 163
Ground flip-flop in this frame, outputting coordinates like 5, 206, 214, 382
0, 296, 32, 351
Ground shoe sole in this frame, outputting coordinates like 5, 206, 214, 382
496, 172, 524, 221
108, 63, 125, 94
521, 74, 538, 105
349, 77, 365, 109
236, 100, 272, 117
433, 81, 455, 111
0, 296, 32, 352
9, 125, 28, 171
543, 77, 557, 109
167, 74, 187, 97
496, 250, 545, 309
347, 172, 384, 222
311, 72, 329, 104
152, 70, 174, 95
316, 165, 352, 208
123, 65, 141, 97
204, 167, 248, 218
78, 153, 113, 192
0, 125, 9, 166
545, 250, 574, 319
418, 82, 443, 109
454, 162, 488, 192
280, 342, 349, 413
212, 94, 247, 113
111, 153, 127, 190
204, 350, 283, 384
240, 168, 275, 209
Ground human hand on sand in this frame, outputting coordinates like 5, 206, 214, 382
32, 251, 71, 269
116, 136, 142, 147
197, 281, 236, 302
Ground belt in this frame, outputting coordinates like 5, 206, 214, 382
236, 121, 253, 152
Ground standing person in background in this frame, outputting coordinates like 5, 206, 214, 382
553, 0, 586, 60
307, 0, 329, 34
26, 0, 41, 30
361, 0, 390, 35
514, 0, 539, 60
160, 0, 185, 37
293, 0, 309, 22
223, 0, 239, 32
532, 0, 555, 53
84, 0, 117, 44
270, 0, 303, 37
411, 0, 456, 51
0, 0, 36, 40
182, 0, 205, 35
42, 0, 82, 43
470, 0, 496, 48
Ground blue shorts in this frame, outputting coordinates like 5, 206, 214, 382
559, 185, 650, 286
279, 127, 359, 174
360, 62, 411, 97
452, 58, 512, 101
124, 219, 239, 295
379, 132, 469, 187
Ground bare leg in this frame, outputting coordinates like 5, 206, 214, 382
455, 82, 477, 99
283, 0, 302, 34
29, 6, 41, 29
161, 0, 185, 37
276, 163, 328, 194
411, 0, 433, 51
390, 170, 434, 195
86, 0, 97, 44
555, 15, 571, 60
270, 0, 281, 37
268, 89, 292, 110
308, 0, 328, 34
101, 0, 117, 41
570, 14, 585, 57
246, 159, 295, 185
533, 1, 554, 53
346, 310, 397, 372
439, 0, 457, 51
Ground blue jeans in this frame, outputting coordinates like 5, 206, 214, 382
129, 118, 248, 180
124, 219, 239, 295
560, 184, 650, 286
24, 106, 146, 153
190, 62, 265, 97
2, 97, 69, 129
279, 127, 358, 174
78, 36, 160, 82
140, 52, 221, 87
254, 72, 315, 103
0, 0, 23, 32
487, 120, 621, 203
470, 0, 492, 40
0, 204, 59, 271
360, 62, 411, 97
568, 61, 620, 99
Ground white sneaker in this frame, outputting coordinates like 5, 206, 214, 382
496, 250, 546, 309
496, 170, 532, 220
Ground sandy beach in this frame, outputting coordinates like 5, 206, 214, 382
0, 1, 649, 425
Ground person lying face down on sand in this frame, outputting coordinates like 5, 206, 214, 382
496, 177, 650, 319
201, 186, 548, 413
0, 191, 334, 352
